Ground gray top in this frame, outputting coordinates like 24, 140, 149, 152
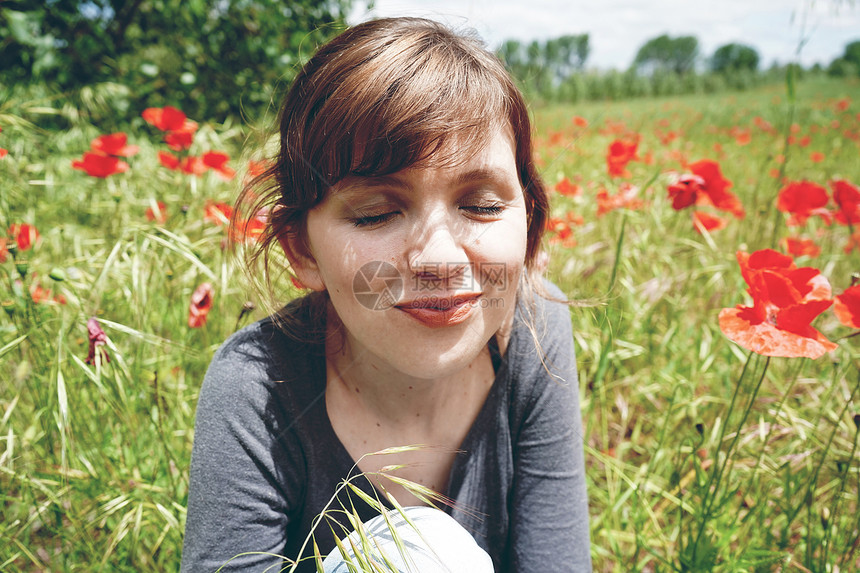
181, 285, 591, 572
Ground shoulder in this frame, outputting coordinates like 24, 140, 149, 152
199, 294, 326, 409
511, 278, 574, 353
504, 278, 577, 403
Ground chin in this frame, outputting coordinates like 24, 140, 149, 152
367, 318, 496, 380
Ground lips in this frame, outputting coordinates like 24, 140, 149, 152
395, 293, 481, 328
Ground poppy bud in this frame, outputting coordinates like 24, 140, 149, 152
188, 283, 214, 328
49, 268, 67, 282
853, 413, 860, 429
86, 317, 110, 365
2, 300, 14, 317
695, 422, 705, 435
15, 260, 27, 278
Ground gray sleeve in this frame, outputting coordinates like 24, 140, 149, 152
506, 294, 592, 571
181, 335, 304, 572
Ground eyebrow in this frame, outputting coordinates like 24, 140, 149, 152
452, 167, 517, 188
339, 174, 412, 194
336, 166, 517, 198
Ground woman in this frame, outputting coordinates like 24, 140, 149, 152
181, 17, 591, 572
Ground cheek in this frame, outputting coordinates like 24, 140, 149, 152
472, 224, 527, 292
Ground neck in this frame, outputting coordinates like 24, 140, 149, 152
326, 339, 491, 429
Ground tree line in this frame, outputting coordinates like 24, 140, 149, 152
2, 2, 859, 123
497, 33, 860, 102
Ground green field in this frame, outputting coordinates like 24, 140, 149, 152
2, 76, 859, 571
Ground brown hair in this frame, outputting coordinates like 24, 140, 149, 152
234, 17, 549, 309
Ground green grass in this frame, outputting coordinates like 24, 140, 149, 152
1, 76, 860, 571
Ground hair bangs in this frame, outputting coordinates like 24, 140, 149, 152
311, 25, 512, 185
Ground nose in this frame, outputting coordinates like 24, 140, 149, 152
407, 219, 470, 285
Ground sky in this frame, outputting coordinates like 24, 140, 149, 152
348, 0, 860, 70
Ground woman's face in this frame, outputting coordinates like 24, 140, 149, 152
291, 126, 528, 380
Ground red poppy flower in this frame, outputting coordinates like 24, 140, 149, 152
247, 159, 272, 178
86, 317, 110, 364
667, 173, 703, 210
692, 211, 727, 233
204, 201, 233, 226
30, 284, 49, 303
572, 116, 588, 128
781, 236, 821, 258
550, 225, 576, 247
606, 139, 639, 178
754, 116, 776, 134
690, 160, 745, 218
231, 213, 268, 243
30, 280, 66, 305
831, 179, 860, 225
836, 98, 850, 112
810, 151, 825, 163
718, 249, 837, 359
164, 127, 196, 151
72, 152, 129, 178
188, 283, 214, 328
180, 156, 208, 176
545, 213, 581, 248
554, 177, 581, 197
777, 181, 832, 226
142, 106, 188, 132
656, 129, 679, 146
9, 223, 39, 251
834, 285, 860, 329
158, 151, 181, 170
0, 148, 7, 159
202, 151, 236, 180
90, 133, 139, 157
0, 238, 8, 262
597, 183, 644, 216
145, 201, 168, 224
732, 128, 751, 146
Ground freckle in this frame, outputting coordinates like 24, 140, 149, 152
415, 413, 420, 417
408, 386, 413, 390
376, 422, 381, 427
355, 387, 360, 393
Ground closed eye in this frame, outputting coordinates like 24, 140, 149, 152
351, 212, 398, 227
460, 205, 504, 218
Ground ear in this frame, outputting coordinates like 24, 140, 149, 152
276, 230, 326, 292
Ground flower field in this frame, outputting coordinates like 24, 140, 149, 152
2, 75, 860, 571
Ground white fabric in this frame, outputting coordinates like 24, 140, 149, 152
322, 506, 494, 573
